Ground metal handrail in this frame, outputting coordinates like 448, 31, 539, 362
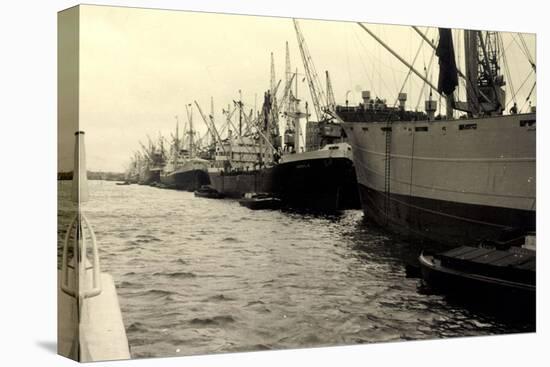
61, 130, 102, 299
61, 211, 102, 299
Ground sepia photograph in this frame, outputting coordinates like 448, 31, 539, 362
57, 4, 536, 362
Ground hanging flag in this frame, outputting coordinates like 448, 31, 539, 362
436, 28, 459, 96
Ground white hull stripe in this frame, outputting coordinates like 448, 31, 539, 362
357, 163, 536, 201
352, 145, 535, 163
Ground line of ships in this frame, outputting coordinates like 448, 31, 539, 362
124, 25, 536, 249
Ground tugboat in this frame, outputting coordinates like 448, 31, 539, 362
239, 192, 282, 210
194, 185, 225, 199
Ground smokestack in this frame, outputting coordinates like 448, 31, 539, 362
398, 93, 407, 111
362, 90, 371, 109
425, 100, 437, 121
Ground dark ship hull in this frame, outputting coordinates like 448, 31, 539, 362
272, 144, 360, 211
146, 170, 161, 185
161, 169, 210, 191
358, 184, 535, 246
341, 113, 536, 247
208, 168, 274, 198
138, 169, 161, 185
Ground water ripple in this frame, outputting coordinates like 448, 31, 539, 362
57, 181, 535, 359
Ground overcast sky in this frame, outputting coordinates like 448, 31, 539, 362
58, 4, 536, 172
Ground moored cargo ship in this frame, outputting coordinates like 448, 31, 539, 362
209, 168, 274, 198
271, 23, 360, 211
161, 159, 210, 191
207, 134, 274, 198
336, 27, 536, 246
269, 82, 360, 210
160, 106, 210, 191
272, 142, 359, 210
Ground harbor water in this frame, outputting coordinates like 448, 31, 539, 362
58, 181, 535, 359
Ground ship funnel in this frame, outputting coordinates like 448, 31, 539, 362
362, 90, 371, 109
425, 100, 437, 120
398, 93, 407, 111
72, 131, 89, 203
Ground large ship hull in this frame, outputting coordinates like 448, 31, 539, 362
272, 144, 360, 211
145, 170, 161, 185
342, 113, 536, 246
161, 169, 210, 191
137, 167, 162, 185
208, 168, 274, 198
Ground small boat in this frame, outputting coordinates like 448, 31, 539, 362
419, 244, 535, 303
194, 185, 225, 199
239, 192, 282, 210
116, 181, 131, 186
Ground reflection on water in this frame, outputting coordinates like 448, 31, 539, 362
58, 180, 535, 359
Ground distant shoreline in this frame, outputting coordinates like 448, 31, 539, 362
57, 171, 125, 181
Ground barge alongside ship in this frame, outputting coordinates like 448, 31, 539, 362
419, 242, 535, 304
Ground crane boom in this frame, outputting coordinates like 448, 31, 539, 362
293, 19, 327, 121
239, 102, 277, 153
325, 71, 336, 112
274, 73, 296, 117
194, 101, 227, 156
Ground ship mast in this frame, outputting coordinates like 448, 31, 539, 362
174, 116, 180, 155
194, 100, 228, 160
238, 90, 243, 136
283, 41, 292, 149
185, 103, 194, 158
411, 26, 495, 116
463, 30, 506, 116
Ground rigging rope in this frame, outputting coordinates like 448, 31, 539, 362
415, 49, 436, 110
518, 33, 536, 70
509, 69, 534, 110
521, 81, 536, 112
351, 28, 395, 100
511, 34, 536, 72
391, 30, 426, 109
499, 34, 517, 108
